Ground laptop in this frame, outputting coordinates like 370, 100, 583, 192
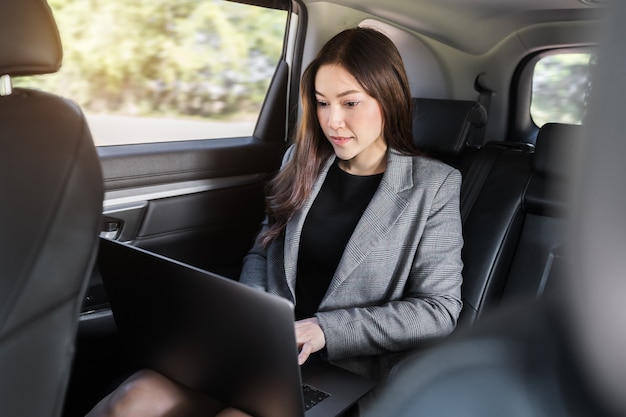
97, 237, 376, 417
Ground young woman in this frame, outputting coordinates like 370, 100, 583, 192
86, 26, 463, 417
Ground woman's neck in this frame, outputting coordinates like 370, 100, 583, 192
337, 147, 388, 176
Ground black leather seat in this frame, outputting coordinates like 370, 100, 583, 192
412, 97, 488, 153
455, 141, 535, 325
501, 123, 582, 301
457, 123, 582, 324
0, 1, 103, 416
411, 98, 536, 326
368, 123, 591, 416
362, 113, 621, 417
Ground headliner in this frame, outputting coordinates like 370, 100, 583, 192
302, 0, 605, 54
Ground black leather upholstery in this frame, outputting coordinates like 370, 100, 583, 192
412, 98, 487, 152
456, 142, 534, 325
458, 123, 580, 324
502, 123, 582, 301
524, 123, 583, 217
410, 108, 581, 326
410, 98, 535, 326
375, 123, 586, 415
0, 1, 103, 416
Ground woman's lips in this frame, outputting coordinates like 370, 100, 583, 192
330, 136, 351, 145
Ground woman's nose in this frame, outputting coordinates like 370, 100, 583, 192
328, 106, 345, 130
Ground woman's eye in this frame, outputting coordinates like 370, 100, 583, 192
316, 100, 328, 107
345, 101, 359, 107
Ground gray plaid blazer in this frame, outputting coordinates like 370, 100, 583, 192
240, 146, 463, 380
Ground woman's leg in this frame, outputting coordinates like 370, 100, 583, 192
85, 369, 252, 417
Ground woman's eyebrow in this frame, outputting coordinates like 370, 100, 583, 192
315, 89, 362, 98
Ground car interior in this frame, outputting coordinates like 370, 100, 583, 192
2, 0, 620, 416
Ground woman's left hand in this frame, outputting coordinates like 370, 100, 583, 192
295, 317, 326, 365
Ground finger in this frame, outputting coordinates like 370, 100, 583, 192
294, 322, 312, 344
298, 343, 312, 365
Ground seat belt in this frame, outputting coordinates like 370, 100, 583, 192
475, 72, 495, 125
459, 145, 500, 224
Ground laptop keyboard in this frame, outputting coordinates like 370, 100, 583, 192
302, 383, 330, 410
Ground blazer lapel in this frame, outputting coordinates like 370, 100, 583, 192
325, 150, 414, 296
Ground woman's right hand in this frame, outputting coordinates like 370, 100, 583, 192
295, 317, 327, 365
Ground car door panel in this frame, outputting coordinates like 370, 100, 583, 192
80, 139, 287, 321
98, 137, 285, 273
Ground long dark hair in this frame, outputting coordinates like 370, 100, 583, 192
260, 27, 419, 247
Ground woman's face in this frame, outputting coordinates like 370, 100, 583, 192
314, 64, 387, 175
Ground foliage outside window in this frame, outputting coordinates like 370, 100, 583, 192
15, 0, 287, 145
530, 53, 593, 127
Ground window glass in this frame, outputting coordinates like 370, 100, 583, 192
530, 52, 593, 127
14, 0, 288, 146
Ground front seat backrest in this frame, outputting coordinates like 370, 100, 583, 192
0, 1, 104, 416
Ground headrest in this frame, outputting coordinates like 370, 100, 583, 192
412, 98, 487, 153
0, 0, 62, 77
533, 123, 583, 178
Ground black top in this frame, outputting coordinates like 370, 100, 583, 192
295, 160, 383, 320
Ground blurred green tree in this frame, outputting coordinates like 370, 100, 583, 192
18, 0, 286, 119
531, 53, 592, 126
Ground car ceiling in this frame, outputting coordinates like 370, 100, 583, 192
302, 0, 605, 54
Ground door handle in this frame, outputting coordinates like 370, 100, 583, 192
100, 216, 123, 239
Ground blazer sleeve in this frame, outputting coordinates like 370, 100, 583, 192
316, 167, 464, 361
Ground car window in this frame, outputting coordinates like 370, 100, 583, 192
530, 52, 593, 127
14, 0, 289, 146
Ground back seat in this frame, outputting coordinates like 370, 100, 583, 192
412, 102, 580, 328
500, 123, 582, 302
454, 141, 534, 326
392, 102, 579, 377
386, 120, 585, 405
411, 97, 487, 151
412, 98, 535, 327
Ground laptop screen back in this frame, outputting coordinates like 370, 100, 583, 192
98, 237, 306, 417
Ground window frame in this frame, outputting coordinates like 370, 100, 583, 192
509, 46, 595, 144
